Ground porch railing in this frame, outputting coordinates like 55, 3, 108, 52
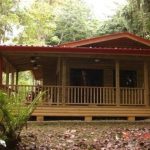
0, 85, 145, 106
120, 88, 144, 105
65, 86, 116, 105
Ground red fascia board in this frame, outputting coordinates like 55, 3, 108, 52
0, 46, 150, 56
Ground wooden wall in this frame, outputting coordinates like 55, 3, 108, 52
67, 59, 144, 87
104, 69, 113, 86
41, 57, 149, 88
42, 61, 57, 85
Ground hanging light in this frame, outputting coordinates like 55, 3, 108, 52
94, 58, 100, 63
37, 64, 41, 67
33, 63, 41, 70
30, 56, 36, 63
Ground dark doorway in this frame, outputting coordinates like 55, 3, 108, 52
70, 69, 103, 86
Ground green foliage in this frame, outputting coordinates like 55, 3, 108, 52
15, 0, 100, 45
98, 13, 127, 35
17, 1, 56, 45
123, 0, 150, 38
2, 0, 150, 45
47, 0, 100, 44
98, 0, 150, 39
0, 0, 20, 43
18, 71, 34, 85
0, 90, 43, 148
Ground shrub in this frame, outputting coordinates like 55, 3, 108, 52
0, 90, 44, 149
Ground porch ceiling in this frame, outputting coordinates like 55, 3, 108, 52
2, 53, 57, 80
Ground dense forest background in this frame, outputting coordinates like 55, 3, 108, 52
1, 0, 150, 84
1, 0, 150, 45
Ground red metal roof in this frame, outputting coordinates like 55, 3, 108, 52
0, 45, 150, 56
1, 32, 150, 80
0, 32, 150, 56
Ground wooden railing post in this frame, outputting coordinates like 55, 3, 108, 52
115, 60, 120, 106
62, 59, 67, 105
6, 63, 9, 86
11, 70, 14, 86
16, 71, 18, 85
144, 62, 149, 107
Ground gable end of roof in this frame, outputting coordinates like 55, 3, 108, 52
59, 32, 150, 48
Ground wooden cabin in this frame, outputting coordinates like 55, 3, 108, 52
0, 32, 150, 121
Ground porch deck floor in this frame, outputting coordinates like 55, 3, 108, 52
32, 105, 150, 121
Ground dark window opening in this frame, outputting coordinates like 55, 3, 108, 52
113, 70, 137, 87
70, 69, 103, 86
120, 70, 137, 87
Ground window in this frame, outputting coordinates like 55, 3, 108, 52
120, 70, 137, 87
70, 69, 103, 86
113, 70, 137, 87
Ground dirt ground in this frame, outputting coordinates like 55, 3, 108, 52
18, 122, 150, 150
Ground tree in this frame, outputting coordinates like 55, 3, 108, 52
123, 0, 150, 38
47, 0, 100, 45
98, 12, 127, 36
16, 0, 100, 45
97, 0, 150, 39
0, 0, 20, 44
16, 1, 56, 45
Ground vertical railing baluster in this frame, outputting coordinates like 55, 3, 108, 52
93, 87, 95, 104
132, 89, 134, 104
134, 89, 136, 104
137, 89, 139, 105
96, 88, 98, 104
66, 87, 69, 104
100, 87, 102, 104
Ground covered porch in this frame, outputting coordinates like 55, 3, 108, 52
0, 32, 150, 121
0, 55, 149, 106
0, 54, 150, 121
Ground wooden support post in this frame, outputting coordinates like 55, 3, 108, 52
6, 63, 9, 86
36, 116, 44, 121
11, 70, 15, 91
14, 71, 19, 92
57, 57, 61, 85
144, 62, 149, 107
128, 116, 135, 121
62, 59, 67, 105
0, 57, 3, 86
85, 116, 92, 122
115, 60, 120, 106
16, 71, 18, 86
11, 70, 14, 85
